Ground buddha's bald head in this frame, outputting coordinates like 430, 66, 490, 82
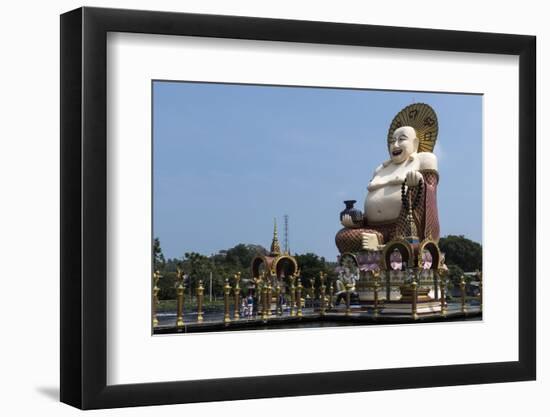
388, 126, 419, 163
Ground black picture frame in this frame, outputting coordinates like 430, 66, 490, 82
60, 6, 536, 410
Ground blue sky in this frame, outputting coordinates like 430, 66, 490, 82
153, 81, 482, 261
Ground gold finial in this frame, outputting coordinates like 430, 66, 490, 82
175, 270, 185, 328
152, 270, 161, 328
223, 278, 232, 324
438, 268, 448, 316
296, 277, 303, 318
262, 281, 270, 321
319, 273, 327, 316
289, 274, 296, 317
266, 276, 272, 317
411, 279, 418, 320
370, 270, 380, 317
196, 279, 204, 323
275, 282, 282, 316
345, 283, 352, 317
319, 271, 326, 285
460, 275, 467, 314
477, 270, 483, 312
234, 272, 241, 320
270, 218, 281, 255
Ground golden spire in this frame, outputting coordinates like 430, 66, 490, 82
270, 218, 281, 255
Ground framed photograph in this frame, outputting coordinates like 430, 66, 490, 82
60, 6, 536, 409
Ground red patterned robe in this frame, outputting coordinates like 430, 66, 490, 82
335, 169, 440, 254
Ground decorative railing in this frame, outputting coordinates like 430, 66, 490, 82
152, 270, 482, 329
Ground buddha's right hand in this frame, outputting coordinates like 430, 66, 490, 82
341, 214, 362, 228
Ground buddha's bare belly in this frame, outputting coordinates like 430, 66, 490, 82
364, 184, 402, 223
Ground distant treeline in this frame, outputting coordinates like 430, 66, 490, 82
153, 239, 337, 300
438, 235, 482, 284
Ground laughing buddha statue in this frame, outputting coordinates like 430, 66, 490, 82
335, 103, 441, 253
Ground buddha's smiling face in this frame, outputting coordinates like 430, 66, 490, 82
388, 126, 418, 164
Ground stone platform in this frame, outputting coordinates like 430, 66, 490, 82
153, 303, 481, 334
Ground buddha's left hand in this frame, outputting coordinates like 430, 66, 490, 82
405, 170, 423, 187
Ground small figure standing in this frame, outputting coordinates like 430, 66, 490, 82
240, 298, 247, 318
246, 293, 254, 318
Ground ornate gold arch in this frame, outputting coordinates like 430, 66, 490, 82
381, 239, 414, 269
251, 255, 271, 278
339, 252, 359, 266
417, 238, 442, 269
251, 254, 299, 278
272, 255, 298, 277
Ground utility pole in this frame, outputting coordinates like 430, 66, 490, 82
284, 214, 289, 254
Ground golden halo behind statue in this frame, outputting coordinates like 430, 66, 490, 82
387, 103, 438, 153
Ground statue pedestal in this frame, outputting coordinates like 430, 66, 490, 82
381, 301, 441, 315
380, 285, 441, 315
399, 285, 432, 303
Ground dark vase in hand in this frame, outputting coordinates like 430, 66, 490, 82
340, 200, 363, 224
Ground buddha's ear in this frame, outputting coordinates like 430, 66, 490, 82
413, 134, 420, 151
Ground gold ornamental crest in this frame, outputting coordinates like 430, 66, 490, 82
387, 103, 438, 153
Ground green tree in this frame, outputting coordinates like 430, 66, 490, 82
152, 238, 173, 299
154, 243, 345, 301
446, 264, 465, 286
439, 235, 482, 272
153, 237, 165, 271
183, 252, 212, 297
157, 270, 177, 300
294, 253, 330, 288
224, 243, 267, 269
